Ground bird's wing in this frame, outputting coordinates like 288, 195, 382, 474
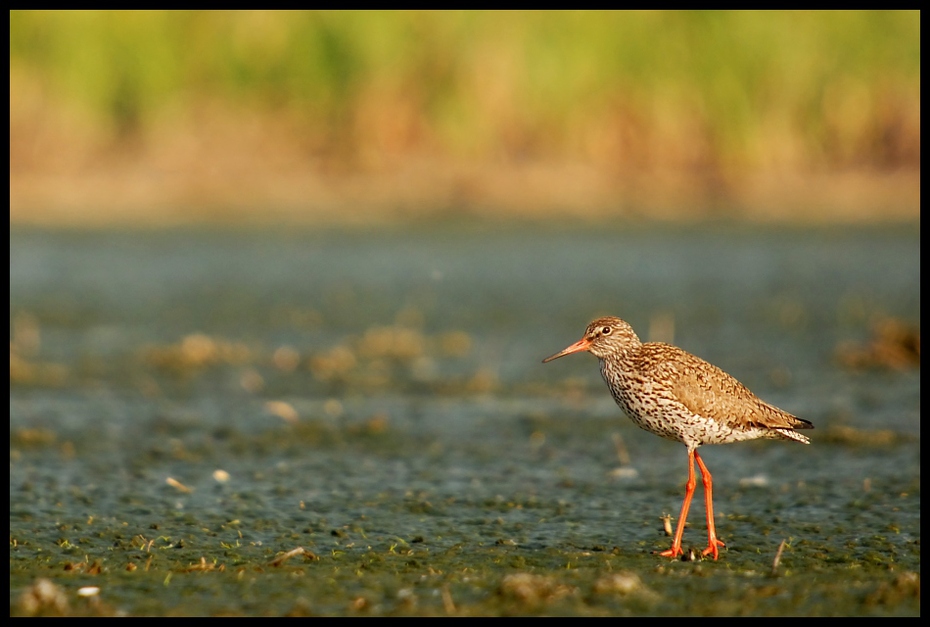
638, 343, 809, 431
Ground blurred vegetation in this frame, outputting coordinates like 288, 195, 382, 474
9, 11, 921, 222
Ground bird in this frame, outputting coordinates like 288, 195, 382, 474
542, 316, 813, 560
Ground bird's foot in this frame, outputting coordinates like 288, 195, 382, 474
701, 538, 726, 560
656, 545, 684, 559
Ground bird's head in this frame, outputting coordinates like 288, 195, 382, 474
543, 316, 641, 362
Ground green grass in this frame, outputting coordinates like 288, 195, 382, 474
9, 10, 921, 168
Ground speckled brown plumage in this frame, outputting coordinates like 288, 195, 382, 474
543, 316, 813, 560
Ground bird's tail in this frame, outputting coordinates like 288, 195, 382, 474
774, 428, 811, 444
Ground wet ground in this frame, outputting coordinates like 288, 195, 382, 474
10, 224, 920, 615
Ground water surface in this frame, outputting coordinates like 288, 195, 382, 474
10, 224, 920, 615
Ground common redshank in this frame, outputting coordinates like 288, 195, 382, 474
543, 316, 813, 560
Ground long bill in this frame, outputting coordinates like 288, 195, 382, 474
542, 337, 592, 363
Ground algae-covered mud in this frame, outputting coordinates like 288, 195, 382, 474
10, 225, 919, 615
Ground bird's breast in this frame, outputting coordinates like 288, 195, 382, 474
599, 358, 723, 447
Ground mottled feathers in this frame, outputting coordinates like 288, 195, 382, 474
549, 316, 813, 446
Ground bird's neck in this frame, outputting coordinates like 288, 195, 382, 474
603, 339, 641, 365
598, 347, 636, 373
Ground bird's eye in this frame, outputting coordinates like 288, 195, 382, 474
601, 326, 612, 335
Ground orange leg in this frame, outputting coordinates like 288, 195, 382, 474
694, 450, 726, 560
658, 448, 697, 559
658, 449, 726, 560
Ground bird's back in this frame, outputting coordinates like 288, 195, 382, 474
605, 341, 812, 446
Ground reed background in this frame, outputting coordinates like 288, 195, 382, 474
9, 11, 921, 226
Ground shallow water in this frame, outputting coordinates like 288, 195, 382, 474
10, 224, 920, 615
